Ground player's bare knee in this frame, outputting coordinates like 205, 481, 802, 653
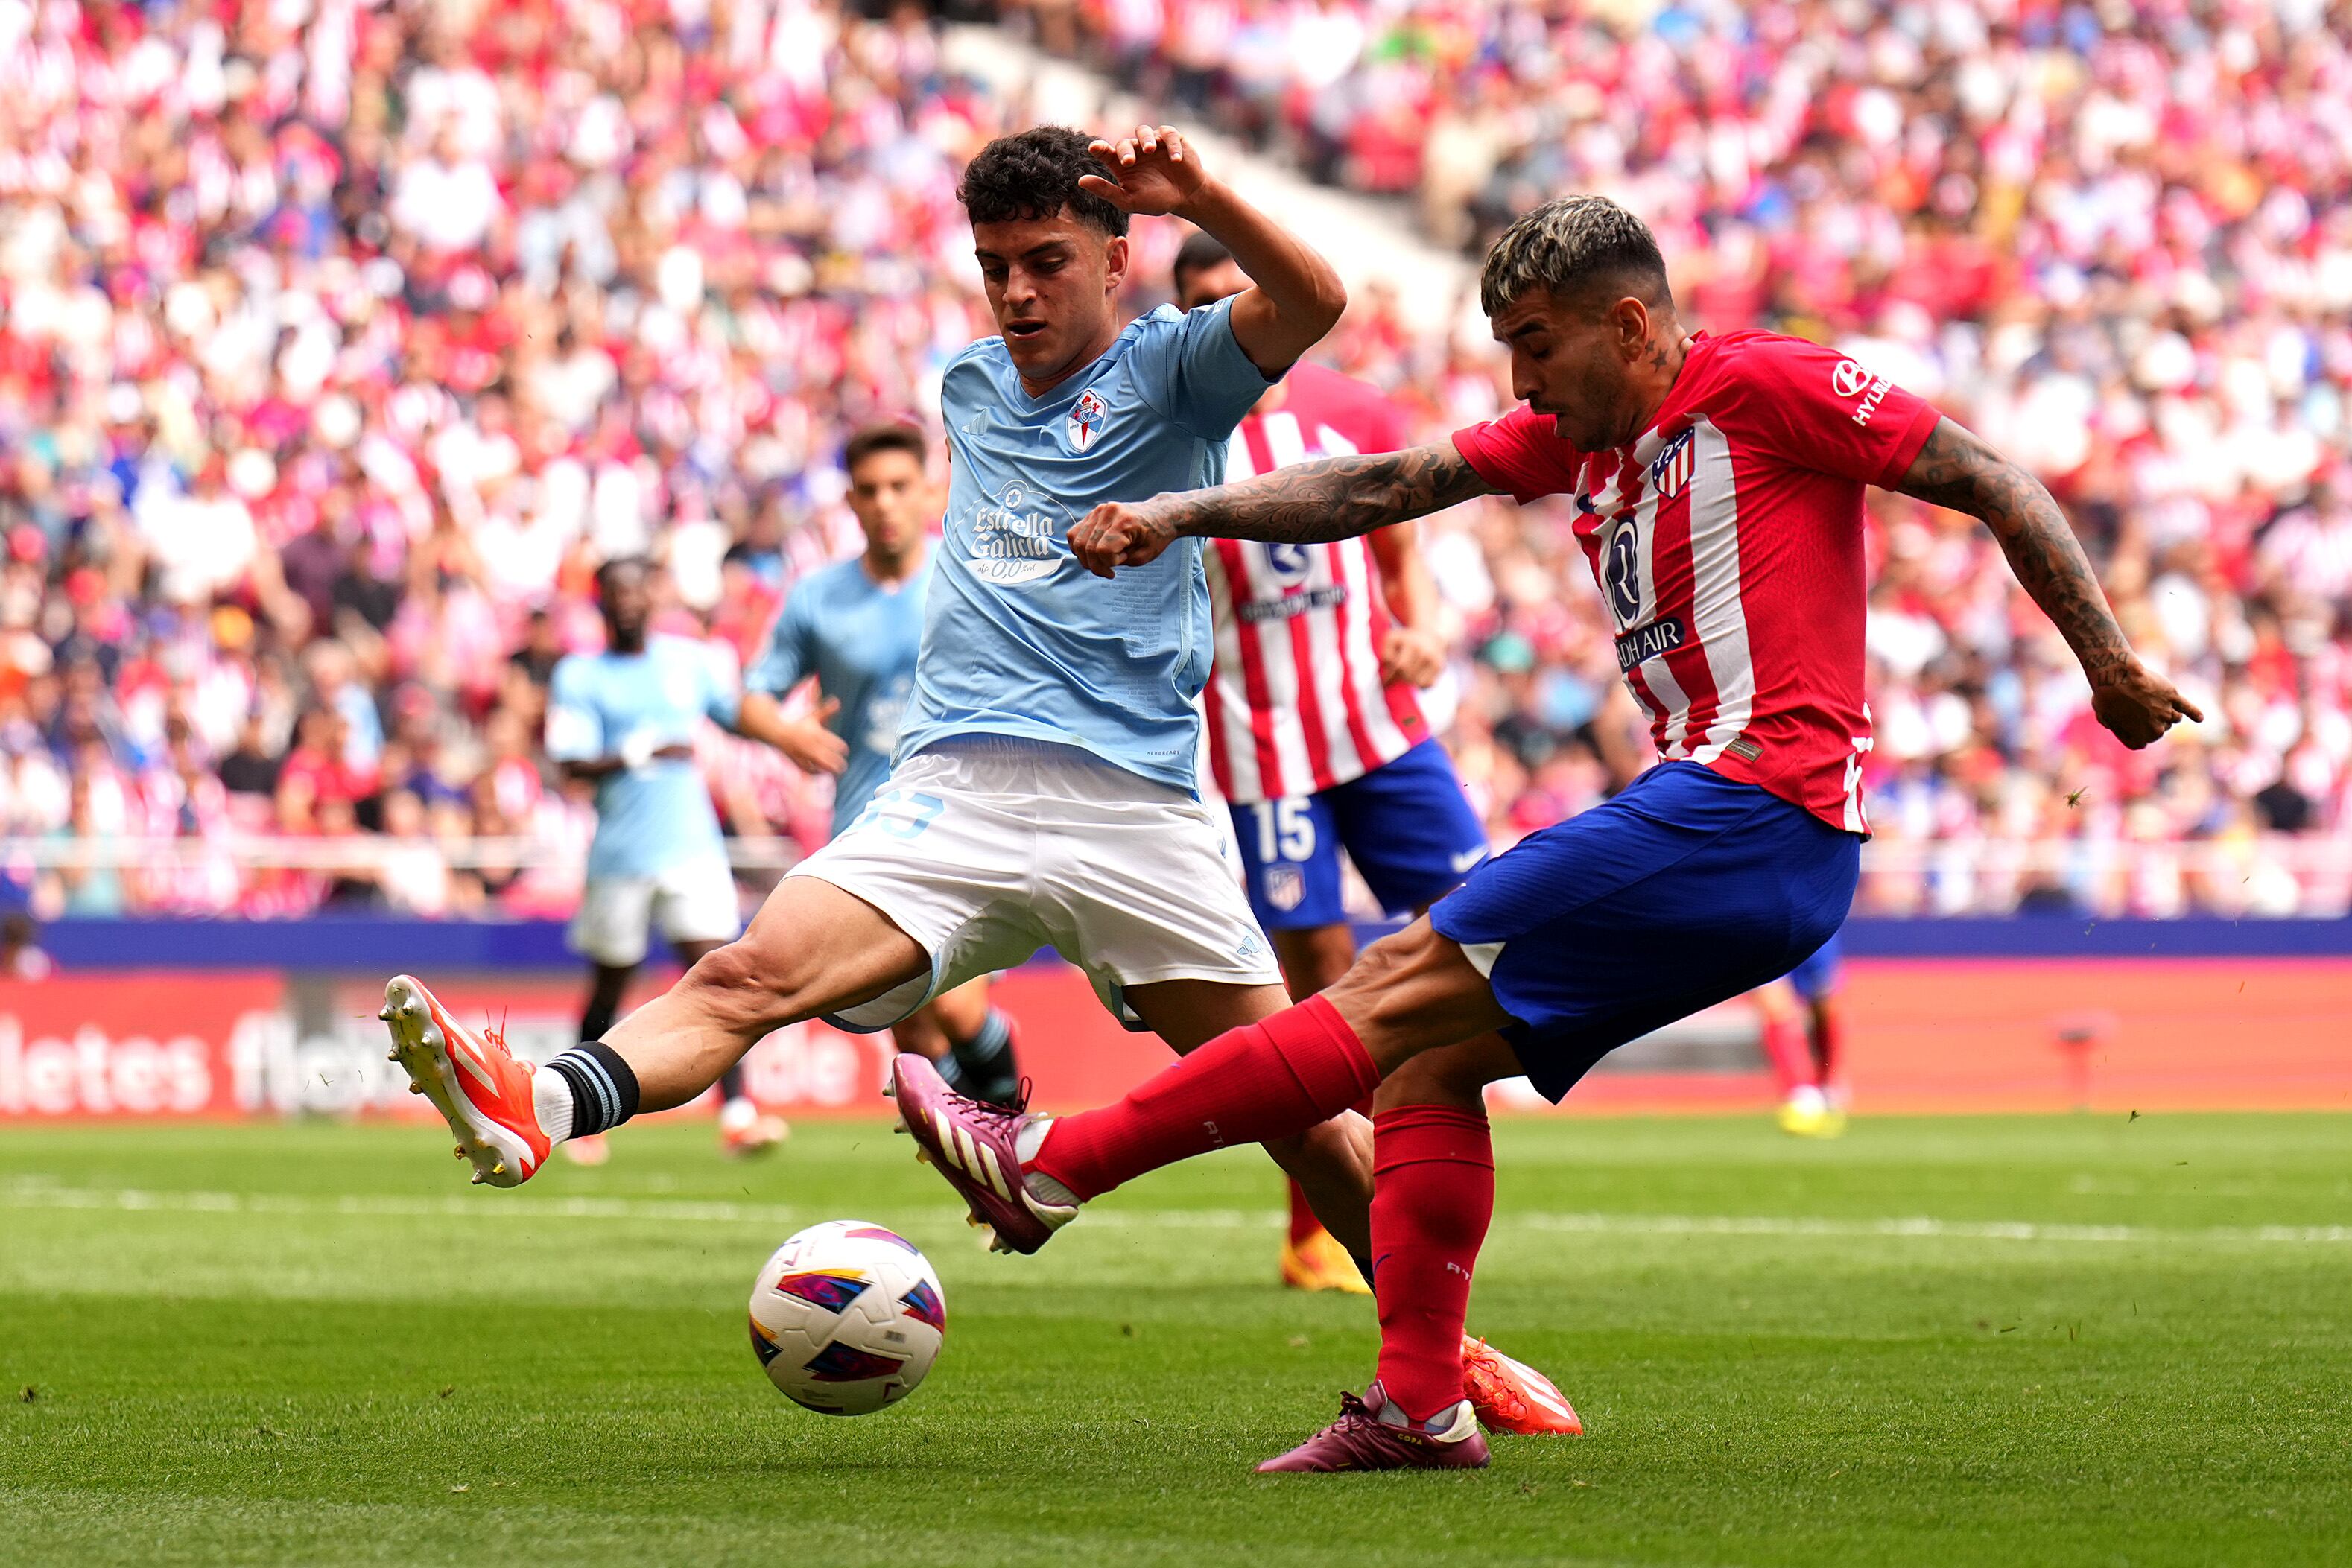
1324, 923, 1466, 1060
678, 939, 805, 1030
1328, 925, 1416, 1000
1374, 1047, 1492, 1115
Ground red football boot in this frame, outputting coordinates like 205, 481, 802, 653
380, 974, 551, 1189
1462, 1336, 1583, 1435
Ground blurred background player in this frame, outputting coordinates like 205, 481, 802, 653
1172, 233, 1489, 1296
544, 557, 788, 1163
1760, 928, 1847, 1138
746, 422, 1025, 1105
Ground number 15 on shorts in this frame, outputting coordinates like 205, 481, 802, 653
1252, 799, 1316, 863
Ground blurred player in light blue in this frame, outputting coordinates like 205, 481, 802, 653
746, 422, 1024, 1105
543, 557, 790, 1162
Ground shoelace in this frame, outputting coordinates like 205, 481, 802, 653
950, 1074, 1033, 1138
1321, 1391, 1434, 1444
1462, 1340, 1533, 1423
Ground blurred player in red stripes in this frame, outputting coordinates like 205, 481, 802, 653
1173, 234, 1493, 1298
1760, 929, 1847, 1137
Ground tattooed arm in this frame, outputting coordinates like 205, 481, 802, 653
1068, 442, 1494, 577
1895, 416, 2201, 749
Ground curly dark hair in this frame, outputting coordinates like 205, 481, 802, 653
957, 126, 1128, 238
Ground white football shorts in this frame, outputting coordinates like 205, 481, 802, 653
787, 737, 1281, 1030
569, 856, 743, 968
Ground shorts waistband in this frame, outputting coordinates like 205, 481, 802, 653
911, 734, 1195, 801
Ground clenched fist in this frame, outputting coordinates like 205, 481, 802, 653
1069, 500, 1182, 579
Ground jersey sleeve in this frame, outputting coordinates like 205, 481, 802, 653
1451, 404, 1582, 504
1136, 297, 1279, 441
542, 656, 601, 762
744, 588, 812, 698
1710, 335, 1941, 486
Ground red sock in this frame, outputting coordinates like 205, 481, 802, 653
1287, 1179, 1321, 1245
1811, 1006, 1842, 1087
1760, 1009, 1814, 1093
1033, 996, 1378, 1202
1370, 1104, 1494, 1423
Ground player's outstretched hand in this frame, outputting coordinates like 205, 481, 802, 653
1078, 125, 1207, 218
1070, 500, 1180, 579
2091, 659, 2203, 749
776, 697, 849, 775
1378, 625, 1447, 688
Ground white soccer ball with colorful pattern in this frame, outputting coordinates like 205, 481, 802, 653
748, 1219, 946, 1415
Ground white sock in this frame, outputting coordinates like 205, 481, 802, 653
1012, 1117, 1077, 1207
532, 1066, 575, 1143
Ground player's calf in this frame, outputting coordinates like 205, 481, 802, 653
601, 877, 931, 1111
944, 1008, 1022, 1106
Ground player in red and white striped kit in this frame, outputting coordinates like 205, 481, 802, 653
1173, 235, 1494, 1301
903, 195, 2199, 1470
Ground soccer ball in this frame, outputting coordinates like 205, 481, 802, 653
748, 1219, 945, 1415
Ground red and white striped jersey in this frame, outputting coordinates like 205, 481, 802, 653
1204, 363, 1430, 804
1453, 330, 1942, 834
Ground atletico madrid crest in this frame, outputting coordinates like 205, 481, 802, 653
1067, 388, 1110, 452
1649, 427, 1696, 500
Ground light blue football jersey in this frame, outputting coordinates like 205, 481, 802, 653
746, 556, 932, 837
545, 635, 741, 880
897, 295, 1275, 791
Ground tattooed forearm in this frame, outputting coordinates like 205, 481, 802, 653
1159, 442, 1494, 545
1895, 418, 2134, 685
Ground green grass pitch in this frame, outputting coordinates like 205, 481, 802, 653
4, 1112, 2348, 1566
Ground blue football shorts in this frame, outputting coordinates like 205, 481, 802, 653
1784, 930, 1845, 1002
1228, 739, 1490, 930
1429, 761, 1860, 1101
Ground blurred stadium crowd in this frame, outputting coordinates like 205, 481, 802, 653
0, 0, 2347, 921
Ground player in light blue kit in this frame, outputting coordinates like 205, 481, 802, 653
746, 422, 1025, 1105
381, 124, 1565, 1429
543, 557, 788, 1162
385, 123, 1389, 1254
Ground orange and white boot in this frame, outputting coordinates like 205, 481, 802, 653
1461, 1336, 1583, 1435
1281, 1225, 1371, 1294
381, 974, 551, 1189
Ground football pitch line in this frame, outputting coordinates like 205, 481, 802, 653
8, 1176, 2351, 1248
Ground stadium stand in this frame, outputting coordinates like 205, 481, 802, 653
0, 0, 2345, 920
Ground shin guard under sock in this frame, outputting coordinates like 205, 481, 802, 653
1369, 1104, 1495, 1423
1032, 996, 1378, 1202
